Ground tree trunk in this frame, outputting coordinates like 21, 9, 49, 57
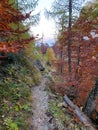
64, 95, 96, 130
75, 45, 81, 80
68, 0, 72, 78
83, 79, 98, 117
60, 49, 63, 74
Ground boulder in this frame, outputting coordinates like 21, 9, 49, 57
34, 60, 45, 71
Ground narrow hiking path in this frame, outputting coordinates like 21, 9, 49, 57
28, 76, 91, 130
30, 76, 55, 130
28, 75, 93, 130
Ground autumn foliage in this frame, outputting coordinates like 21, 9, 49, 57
0, 0, 34, 53
53, 1, 98, 107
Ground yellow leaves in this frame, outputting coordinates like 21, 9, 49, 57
46, 47, 56, 62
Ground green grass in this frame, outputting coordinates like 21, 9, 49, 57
49, 101, 65, 123
0, 54, 41, 130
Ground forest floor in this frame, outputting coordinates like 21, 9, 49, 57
29, 76, 55, 130
29, 75, 91, 130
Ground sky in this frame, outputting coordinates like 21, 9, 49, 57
30, 0, 56, 44
30, 0, 94, 44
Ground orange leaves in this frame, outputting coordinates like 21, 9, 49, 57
53, 1, 98, 107
0, 44, 7, 52
0, 1, 34, 54
95, 44, 98, 54
0, 22, 11, 31
0, 42, 15, 53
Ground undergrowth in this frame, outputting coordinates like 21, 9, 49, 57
0, 53, 41, 130
47, 86, 90, 130
48, 99, 67, 125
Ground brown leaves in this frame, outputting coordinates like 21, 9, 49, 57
53, 1, 98, 107
0, 1, 34, 54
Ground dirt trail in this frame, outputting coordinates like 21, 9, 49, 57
30, 77, 54, 130
29, 76, 91, 130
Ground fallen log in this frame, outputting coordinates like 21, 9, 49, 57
63, 95, 96, 130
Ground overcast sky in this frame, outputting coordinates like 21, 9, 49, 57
30, 0, 56, 43
30, 0, 94, 43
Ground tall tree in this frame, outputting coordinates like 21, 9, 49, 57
45, 0, 84, 30
68, 0, 72, 78
45, 0, 85, 79
9, 0, 40, 26
0, 0, 39, 55
77, 0, 98, 119
48, 0, 98, 121
46, 47, 56, 64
